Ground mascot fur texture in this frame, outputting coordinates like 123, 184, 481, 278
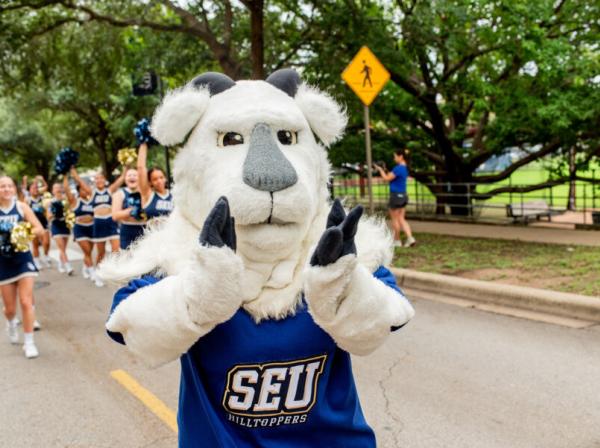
100, 69, 414, 448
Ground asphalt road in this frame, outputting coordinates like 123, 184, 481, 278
2, 258, 599, 448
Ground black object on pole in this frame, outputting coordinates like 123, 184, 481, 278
132, 71, 158, 96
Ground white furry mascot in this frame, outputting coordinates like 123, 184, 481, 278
101, 69, 414, 448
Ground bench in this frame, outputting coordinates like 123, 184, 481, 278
506, 200, 563, 224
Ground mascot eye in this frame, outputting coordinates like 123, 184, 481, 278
218, 132, 244, 147
277, 130, 297, 145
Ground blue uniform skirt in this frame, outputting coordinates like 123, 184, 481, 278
119, 223, 145, 249
73, 223, 94, 242
51, 220, 70, 237
93, 217, 119, 242
0, 251, 38, 285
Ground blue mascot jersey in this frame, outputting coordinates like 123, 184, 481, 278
108, 266, 406, 448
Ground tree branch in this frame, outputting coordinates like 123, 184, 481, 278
474, 140, 562, 183
442, 44, 505, 82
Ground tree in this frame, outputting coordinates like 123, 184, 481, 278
304, 0, 600, 215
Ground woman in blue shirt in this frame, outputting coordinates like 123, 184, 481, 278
374, 149, 416, 247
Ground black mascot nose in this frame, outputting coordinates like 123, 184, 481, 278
242, 123, 298, 192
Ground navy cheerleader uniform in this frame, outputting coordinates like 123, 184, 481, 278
0, 199, 38, 285
119, 188, 146, 249
73, 197, 94, 242
143, 191, 174, 219
91, 189, 119, 242
28, 196, 48, 230
50, 200, 70, 238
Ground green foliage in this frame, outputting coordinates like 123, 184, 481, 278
0, 0, 598, 198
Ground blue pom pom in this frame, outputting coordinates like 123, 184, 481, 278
54, 147, 79, 174
134, 118, 159, 146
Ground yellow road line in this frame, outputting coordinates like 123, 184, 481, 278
110, 369, 178, 433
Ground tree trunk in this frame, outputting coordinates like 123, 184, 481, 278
248, 0, 264, 79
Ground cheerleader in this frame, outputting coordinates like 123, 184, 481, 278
112, 168, 147, 249
64, 171, 94, 279
47, 182, 73, 275
25, 176, 52, 269
137, 142, 174, 220
0, 175, 44, 358
76, 170, 124, 287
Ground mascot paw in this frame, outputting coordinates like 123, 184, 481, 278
310, 199, 362, 266
199, 196, 236, 251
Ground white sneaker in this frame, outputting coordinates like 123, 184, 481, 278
65, 262, 74, 276
33, 320, 42, 331
94, 276, 105, 288
23, 343, 39, 359
7, 323, 19, 344
404, 236, 417, 247
82, 266, 90, 279
33, 258, 42, 270
58, 263, 66, 273
43, 256, 52, 268
393, 240, 402, 248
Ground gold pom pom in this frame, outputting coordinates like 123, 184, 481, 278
10, 222, 35, 252
118, 148, 138, 167
41, 192, 53, 210
65, 208, 76, 230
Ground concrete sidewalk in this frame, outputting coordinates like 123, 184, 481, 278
410, 219, 600, 246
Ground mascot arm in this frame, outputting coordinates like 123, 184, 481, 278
304, 258, 414, 356
105, 197, 243, 367
304, 199, 414, 356
105, 245, 243, 367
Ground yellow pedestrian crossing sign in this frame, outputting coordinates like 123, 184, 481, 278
342, 46, 390, 106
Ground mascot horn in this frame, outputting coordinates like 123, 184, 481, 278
100, 69, 414, 448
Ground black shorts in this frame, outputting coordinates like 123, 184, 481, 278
389, 192, 408, 209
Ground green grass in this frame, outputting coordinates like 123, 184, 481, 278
393, 233, 600, 297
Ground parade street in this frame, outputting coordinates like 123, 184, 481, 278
1, 257, 599, 448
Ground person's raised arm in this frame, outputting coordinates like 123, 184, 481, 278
63, 176, 77, 208
35, 175, 48, 193
374, 164, 396, 182
70, 167, 92, 197
21, 176, 28, 197
136, 143, 151, 204
108, 170, 125, 194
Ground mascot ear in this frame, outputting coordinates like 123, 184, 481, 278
295, 84, 348, 147
150, 72, 236, 146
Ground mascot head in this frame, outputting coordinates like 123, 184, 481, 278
100, 69, 391, 321
150, 69, 346, 261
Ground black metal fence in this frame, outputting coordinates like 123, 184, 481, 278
332, 174, 600, 227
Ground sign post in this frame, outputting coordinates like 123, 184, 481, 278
342, 46, 390, 214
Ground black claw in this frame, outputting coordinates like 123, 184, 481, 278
310, 199, 362, 267
310, 228, 343, 266
326, 198, 346, 228
199, 196, 237, 251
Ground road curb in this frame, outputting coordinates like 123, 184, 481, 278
391, 268, 600, 323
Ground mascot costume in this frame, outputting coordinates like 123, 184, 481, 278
101, 69, 414, 448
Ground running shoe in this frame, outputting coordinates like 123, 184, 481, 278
23, 342, 39, 359
393, 240, 402, 248
65, 263, 74, 276
57, 263, 66, 273
404, 236, 417, 247
7, 323, 19, 344
33, 320, 42, 331
33, 258, 42, 270
82, 266, 90, 279
43, 256, 52, 268
94, 276, 105, 288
